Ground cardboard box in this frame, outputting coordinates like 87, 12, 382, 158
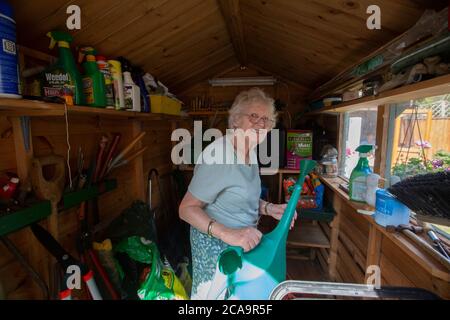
286, 130, 313, 170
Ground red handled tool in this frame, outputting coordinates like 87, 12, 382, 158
30, 223, 103, 300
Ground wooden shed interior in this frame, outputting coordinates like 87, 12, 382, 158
0, 0, 450, 300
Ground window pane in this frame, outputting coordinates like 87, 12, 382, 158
340, 108, 378, 178
390, 95, 450, 180
389, 95, 450, 239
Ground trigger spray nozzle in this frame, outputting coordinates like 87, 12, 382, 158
78, 47, 97, 63
46, 31, 73, 50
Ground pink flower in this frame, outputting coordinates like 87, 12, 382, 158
346, 148, 352, 157
415, 140, 432, 149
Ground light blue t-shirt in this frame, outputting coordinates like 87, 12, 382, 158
188, 135, 261, 229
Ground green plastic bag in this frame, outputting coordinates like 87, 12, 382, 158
132, 239, 188, 300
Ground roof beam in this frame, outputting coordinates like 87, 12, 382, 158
217, 0, 248, 67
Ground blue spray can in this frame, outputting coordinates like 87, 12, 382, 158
0, 0, 20, 98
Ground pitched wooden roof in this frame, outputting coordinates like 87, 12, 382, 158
10, 0, 448, 94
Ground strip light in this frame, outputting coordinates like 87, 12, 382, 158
209, 77, 277, 87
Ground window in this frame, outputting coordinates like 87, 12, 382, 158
388, 95, 450, 180
339, 108, 378, 178
387, 94, 450, 237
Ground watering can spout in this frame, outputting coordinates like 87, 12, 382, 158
271, 159, 317, 239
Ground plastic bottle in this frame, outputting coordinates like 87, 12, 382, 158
0, 177, 19, 200
374, 189, 410, 227
123, 71, 140, 112
41, 31, 85, 105
96, 55, 115, 109
349, 145, 374, 202
132, 67, 150, 113
365, 173, 381, 207
0, 0, 21, 98
78, 47, 107, 107
108, 60, 125, 110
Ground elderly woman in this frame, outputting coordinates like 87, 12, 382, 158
179, 88, 296, 300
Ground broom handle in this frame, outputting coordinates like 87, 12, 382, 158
110, 132, 146, 168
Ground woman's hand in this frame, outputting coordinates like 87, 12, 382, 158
266, 203, 297, 230
218, 226, 263, 252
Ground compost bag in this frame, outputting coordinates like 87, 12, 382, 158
103, 201, 189, 300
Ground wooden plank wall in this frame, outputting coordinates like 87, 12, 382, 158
179, 66, 309, 124
0, 114, 192, 299
318, 186, 450, 299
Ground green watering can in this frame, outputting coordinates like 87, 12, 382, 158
207, 159, 317, 300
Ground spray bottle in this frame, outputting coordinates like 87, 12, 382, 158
96, 55, 115, 109
349, 145, 374, 202
132, 67, 150, 113
108, 60, 125, 110
42, 31, 84, 105
78, 47, 106, 107
118, 58, 140, 112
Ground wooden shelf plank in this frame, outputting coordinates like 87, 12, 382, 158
0, 98, 190, 121
188, 111, 285, 117
310, 74, 450, 114
287, 222, 331, 249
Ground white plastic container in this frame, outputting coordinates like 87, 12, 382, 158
374, 189, 410, 227
123, 71, 141, 112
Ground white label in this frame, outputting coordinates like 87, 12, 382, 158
2, 39, 16, 55
352, 177, 367, 201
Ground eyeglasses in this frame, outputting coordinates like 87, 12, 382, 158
241, 113, 275, 128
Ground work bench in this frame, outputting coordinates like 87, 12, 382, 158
318, 176, 450, 299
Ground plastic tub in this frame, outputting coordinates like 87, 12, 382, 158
150, 95, 181, 115
374, 189, 410, 227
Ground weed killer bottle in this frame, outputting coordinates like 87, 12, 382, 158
120, 59, 140, 112
0, 0, 21, 98
96, 55, 115, 109
108, 60, 125, 110
79, 47, 106, 107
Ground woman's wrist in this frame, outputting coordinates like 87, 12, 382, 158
210, 221, 227, 241
260, 200, 272, 217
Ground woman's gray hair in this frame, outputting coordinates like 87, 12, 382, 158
228, 88, 277, 129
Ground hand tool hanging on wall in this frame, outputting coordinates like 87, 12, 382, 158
98, 134, 121, 181
30, 223, 102, 300
30, 154, 65, 239
20, 116, 31, 152
76, 201, 120, 300
107, 132, 146, 171
108, 147, 147, 171
92, 135, 109, 184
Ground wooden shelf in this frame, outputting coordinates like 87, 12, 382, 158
287, 222, 331, 249
188, 111, 285, 117
310, 74, 450, 114
0, 98, 190, 121
188, 111, 229, 116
